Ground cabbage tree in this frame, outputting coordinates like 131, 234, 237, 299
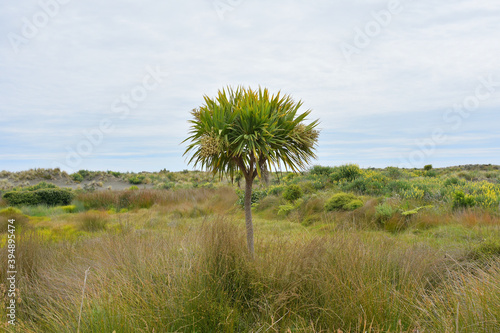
183, 86, 319, 256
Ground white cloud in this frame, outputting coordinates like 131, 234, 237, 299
1, 0, 499, 171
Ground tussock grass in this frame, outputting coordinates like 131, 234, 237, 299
76, 187, 237, 214
77, 210, 109, 232
3, 215, 499, 332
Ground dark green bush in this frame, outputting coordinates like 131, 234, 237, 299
330, 164, 362, 182
3, 189, 74, 206
3, 191, 38, 206
309, 165, 335, 176
283, 184, 303, 202
424, 164, 433, 171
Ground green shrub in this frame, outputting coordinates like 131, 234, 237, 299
375, 203, 397, 224
36, 189, 75, 206
21, 181, 57, 191
443, 177, 460, 186
267, 185, 285, 196
330, 164, 361, 182
344, 199, 363, 210
128, 174, 146, 184
452, 191, 476, 209
385, 167, 404, 179
108, 171, 122, 178
72, 173, 84, 182
3, 191, 38, 206
424, 170, 437, 177
283, 184, 303, 202
129, 185, 139, 190
309, 165, 335, 176
155, 182, 175, 190
342, 175, 388, 196
387, 180, 411, 194
424, 164, 433, 171
324, 192, 361, 211
3, 188, 74, 206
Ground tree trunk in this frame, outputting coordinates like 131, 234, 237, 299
244, 176, 255, 257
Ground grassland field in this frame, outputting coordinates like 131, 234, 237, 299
0, 164, 499, 332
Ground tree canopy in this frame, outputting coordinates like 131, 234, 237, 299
183, 86, 319, 180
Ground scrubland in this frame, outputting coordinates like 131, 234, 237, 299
0, 165, 499, 332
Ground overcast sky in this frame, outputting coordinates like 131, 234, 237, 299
1, 0, 499, 172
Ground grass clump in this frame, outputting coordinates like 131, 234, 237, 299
77, 211, 109, 232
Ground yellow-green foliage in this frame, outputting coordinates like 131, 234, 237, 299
0, 207, 29, 230
325, 192, 363, 211
61, 205, 77, 213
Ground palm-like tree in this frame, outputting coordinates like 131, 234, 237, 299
183, 86, 319, 256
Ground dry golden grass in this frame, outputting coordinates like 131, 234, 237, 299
2, 215, 497, 332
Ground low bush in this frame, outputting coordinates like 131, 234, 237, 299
385, 166, 404, 179
375, 202, 398, 224
325, 192, 362, 211
128, 174, 146, 184
453, 191, 476, 209
3, 188, 74, 206
344, 199, 363, 210
309, 165, 335, 176
330, 164, 361, 182
72, 173, 83, 182
61, 205, 77, 213
282, 184, 303, 202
